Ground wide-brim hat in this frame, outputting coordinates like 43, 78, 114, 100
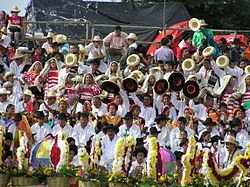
103, 124, 119, 134
182, 58, 196, 72
245, 65, 250, 75
216, 55, 229, 69
3, 81, 14, 88
147, 126, 161, 135
210, 135, 223, 144
102, 80, 120, 94
11, 6, 20, 13
46, 32, 54, 39
47, 91, 57, 98
53, 34, 67, 43
11, 49, 25, 60
202, 46, 214, 57
0, 88, 11, 95
92, 35, 102, 42
214, 75, 232, 95
127, 33, 137, 40
133, 147, 147, 157
23, 89, 33, 97
183, 80, 199, 99
65, 53, 77, 67
168, 72, 185, 92
203, 118, 217, 126
224, 135, 239, 146
127, 54, 140, 67
3, 72, 14, 81
154, 79, 169, 95
189, 18, 201, 31
78, 44, 89, 55
123, 112, 134, 120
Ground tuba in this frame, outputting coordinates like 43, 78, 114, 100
154, 79, 169, 95
123, 70, 144, 92
183, 80, 200, 99
168, 72, 185, 92
189, 18, 201, 31
182, 58, 196, 72
245, 65, 250, 75
65, 53, 77, 67
216, 55, 229, 69
102, 76, 120, 94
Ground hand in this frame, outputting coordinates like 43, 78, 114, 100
37, 99, 44, 104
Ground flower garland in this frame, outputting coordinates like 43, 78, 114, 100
0, 126, 4, 165
202, 150, 239, 186
78, 147, 92, 170
112, 137, 136, 175
90, 134, 102, 169
56, 131, 69, 172
181, 136, 196, 186
16, 134, 29, 171
235, 143, 250, 175
147, 137, 158, 179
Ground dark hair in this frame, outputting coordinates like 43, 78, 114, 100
177, 117, 187, 125
199, 131, 210, 142
166, 61, 174, 67
219, 37, 227, 45
5, 132, 13, 141
6, 104, 14, 112
78, 112, 89, 119
166, 35, 173, 40
67, 137, 76, 145
227, 130, 237, 137
13, 113, 22, 122
115, 25, 121, 31
69, 145, 78, 155
160, 37, 169, 46
219, 102, 227, 108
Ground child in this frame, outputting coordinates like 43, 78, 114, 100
129, 147, 147, 175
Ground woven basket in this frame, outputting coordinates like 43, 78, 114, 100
47, 177, 71, 187
78, 181, 102, 187
0, 174, 10, 187
109, 183, 129, 187
11, 177, 37, 186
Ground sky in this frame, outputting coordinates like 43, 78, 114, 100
2, 0, 122, 16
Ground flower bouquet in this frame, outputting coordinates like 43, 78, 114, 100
108, 172, 129, 187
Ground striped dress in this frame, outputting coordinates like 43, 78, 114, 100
44, 69, 59, 96
221, 89, 240, 115
241, 88, 250, 104
79, 84, 101, 101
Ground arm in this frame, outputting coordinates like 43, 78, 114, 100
131, 93, 143, 106
119, 89, 130, 113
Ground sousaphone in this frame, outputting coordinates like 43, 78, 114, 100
123, 70, 144, 92
183, 80, 200, 99
168, 72, 185, 92
189, 18, 201, 31
102, 76, 120, 94
154, 79, 169, 95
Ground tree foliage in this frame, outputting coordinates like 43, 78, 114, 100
123, 0, 250, 29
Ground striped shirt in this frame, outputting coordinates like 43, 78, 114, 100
44, 70, 58, 96
79, 84, 101, 101
241, 88, 250, 104
221, 90, 240, 115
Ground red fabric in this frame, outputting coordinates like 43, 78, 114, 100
8, 16, 23, 26
214, 34, 249, 47
50, 136, 61, 169
147, 21, 189, 55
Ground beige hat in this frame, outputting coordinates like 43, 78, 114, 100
92, 35, 102, 42
53, 34, 67, 43
216, 55, 229, 69
200, 19, 208, 26
189, 18, 201, 32
3, 72, 14, 81
0, 88, 10, 95
47, 91, 57, 98
11, 49, 25, 60
46, 32, 54, 39
127, 33, 137, 40
202, 46, 214, 57
214, 75, 233, 95
11, 6, 20, 13
65, 53, 77, 67
3, 81, 14, 88
245, 65, 250, 75
182, 58, 196, 72
78, 44, 88, 55
224, 135, 239, 146
23, 89, 33, 97
126, 54, 140, 67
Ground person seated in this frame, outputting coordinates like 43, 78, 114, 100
129, 147, 147, 175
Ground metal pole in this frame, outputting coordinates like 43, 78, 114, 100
86, 23, 89, 40
91, 27, 95, 39
163, 0, 166, 37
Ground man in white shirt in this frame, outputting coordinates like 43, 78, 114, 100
52, 113, 72, 138
91, 96, 107, 118
71, 113, 95, 147
118, 112, 141, 138
99, 124, 120, 172
31, 111, 51, 144
41, 32, 54, 54
199, 118, 220, 139
131, 93, 156, 126
170, 117, 194, 150
3, 81, 20, 106
0, 88, 12, 114
155, 114, 171, 148
15, 89, 33, 113
9, 49, 26, 78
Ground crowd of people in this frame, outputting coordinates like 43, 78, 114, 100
0, 6, 250, 175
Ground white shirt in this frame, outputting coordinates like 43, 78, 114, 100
129, 160, 147, 174
67, 102, 83, 114
8, 92, 21, 106
131, 93, 156, 126
8, 123, 17, 136
0, 99, 12, 114
86, 43, 106, 60
39, 102, 58, 119
170, 127, 194, 150
92, 103, 107, 118
42, 42, 53, 53
71, 123, 95, 146
118, 124, 141, 138
236, 130, 250, 151
15, 101, 26, 113
31, 123, 52, 143
52, 123, 73, 138
78, 62, 92, 75
157, 125, 171, 148
9, 61, 26, 78
117, 90, 130, 117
